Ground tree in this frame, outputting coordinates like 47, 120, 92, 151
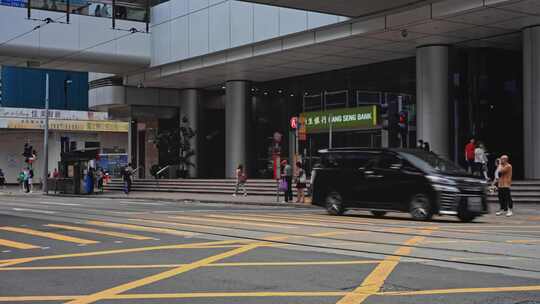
153, 116, 196, 178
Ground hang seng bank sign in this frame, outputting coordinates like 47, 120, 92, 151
299, 105, 378, 134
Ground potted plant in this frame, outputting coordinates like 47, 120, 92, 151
153, 116, 196, 178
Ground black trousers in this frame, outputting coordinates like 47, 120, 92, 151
498, 187, 513, 211
285, 176, 293, 202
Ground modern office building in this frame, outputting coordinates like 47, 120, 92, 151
0, 0, 537, 179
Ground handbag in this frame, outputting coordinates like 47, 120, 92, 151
299, 171, 307, 184
278, 178, 288, 191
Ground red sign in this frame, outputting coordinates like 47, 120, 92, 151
290, 117, 298, 129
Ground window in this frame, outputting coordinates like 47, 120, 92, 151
376, 154, 402, 170
322, 152, 376, 169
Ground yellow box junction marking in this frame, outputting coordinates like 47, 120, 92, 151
0, 239, 248, 268
45, 224, 156, 240
86, 221, 195, 237
206, 214, 324, 226
0, 227, 98, 245
64, 241, 271, 304
128, 218, 235, 231
335, 229, 436, 304
0, 238, 39, 249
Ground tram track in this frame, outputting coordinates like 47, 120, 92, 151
0, 200, 539, 275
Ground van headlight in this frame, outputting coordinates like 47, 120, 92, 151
426, 175, 457, 185
432, 184, 460, 193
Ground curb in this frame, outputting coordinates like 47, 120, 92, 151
44, 193, 318, 209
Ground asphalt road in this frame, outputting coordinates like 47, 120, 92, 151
0, 194, 539, 304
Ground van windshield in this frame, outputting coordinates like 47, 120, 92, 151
399, 150, 466, 175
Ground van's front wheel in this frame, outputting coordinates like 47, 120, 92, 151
409, 193, 433, 221
325, 191, 345, 216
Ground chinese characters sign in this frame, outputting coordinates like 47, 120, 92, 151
0, 118, 128, 132
299, 106, 378, 133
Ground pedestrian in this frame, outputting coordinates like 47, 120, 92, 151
233, 164, 247, 197
495, 155, 513, 217
465, 138, 476, 173
0, 169, 6, 190
423, 141, 430, 152
417, 140, 424, 149
17, 170, 25, 192
28, 167, 34, 193
52, 168, 60, 178
97, 168, 104, 193
122, 163, 133, 194
474, 142, 489, 180
22, 167, 30, 193
281, 160, 293, 203
94, 4, 102, 17
295, 161, 307, 204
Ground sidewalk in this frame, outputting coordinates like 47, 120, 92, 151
0, 186, 315, 208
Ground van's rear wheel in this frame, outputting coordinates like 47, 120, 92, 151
325, 191, 345, 216
409, 193, 433, 221
371, 211, 387, 217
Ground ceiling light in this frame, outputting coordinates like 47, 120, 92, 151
278, 89, 283, 94
290, 94, 294, 97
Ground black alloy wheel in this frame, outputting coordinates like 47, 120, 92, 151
409, 193, 433, 221
325, 191, 346, 216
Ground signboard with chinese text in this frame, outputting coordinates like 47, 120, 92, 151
299, 105, 378, 134
0, 107, 109, 121
0, 118, 129, 132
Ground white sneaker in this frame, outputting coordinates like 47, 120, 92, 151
232, 194, 236, 197
243, 193, 248, 197
495, 210, 504, 216
506, 209, 513, 217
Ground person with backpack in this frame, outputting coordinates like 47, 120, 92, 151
233, 164, 247, 197
295, 161, 307, 204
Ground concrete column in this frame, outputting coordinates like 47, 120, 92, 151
416, 45, 449, 158
179, 89, 200, 178
225, 80, 251, 178
523, 26, 540, 179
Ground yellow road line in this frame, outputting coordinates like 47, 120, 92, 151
506, 239, 540, 244
0, 238, 39, 249
111, 291, 348, 299
169, 215, 297, 229
206, 214, 324, 226
45, 224, 156, 240
64, 241, 269, 304
0, 260, 382, 271
127, 218, 235, 231
2, 284, 540, 302
0, 239, 247, 268
0, 295, 78, 302
0, 227, 98, 245
380, 285, 540, 296
309, 231, 369, 237
335, 229, 435, 304
86, 221, 195, 237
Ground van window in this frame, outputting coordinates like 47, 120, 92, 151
322, 152, 375, 169
376, 154, 402, 170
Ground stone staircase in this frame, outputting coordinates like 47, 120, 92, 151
104, 179, 540, 203
486, 180, 540, 203
104, 179, 289, 196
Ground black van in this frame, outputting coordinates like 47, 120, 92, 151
310, 148, 488, 222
